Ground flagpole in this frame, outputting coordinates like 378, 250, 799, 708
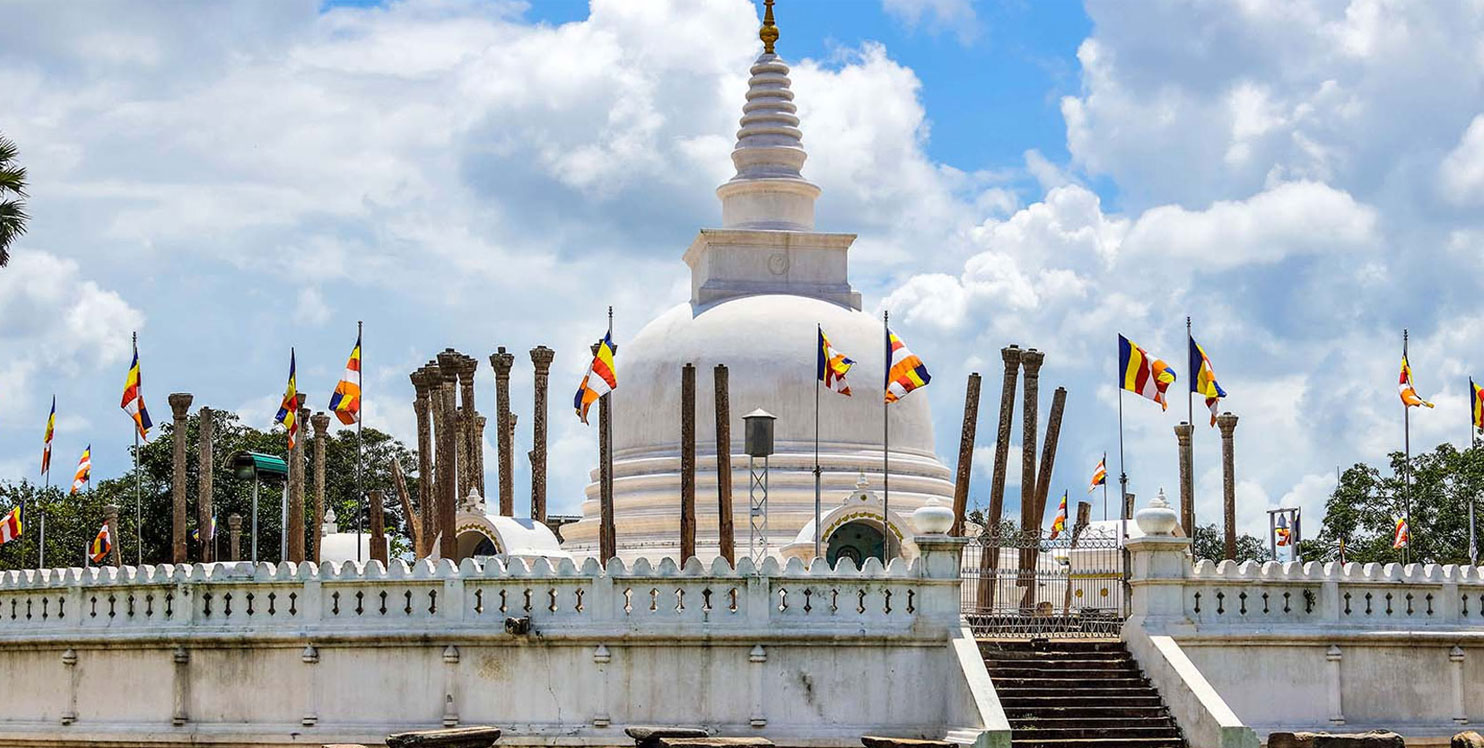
1471, 410, 1478, 566
814, 323, 822, 562
1186, 316, 1194, 428
1101, 451, 1108, 522
1403, 329, 1412, 564
133, 331, 143, 566
356, 319, 364, 563
881, 310, 890, 565
1118, 389, 1128, 542
39, 468, 47, 570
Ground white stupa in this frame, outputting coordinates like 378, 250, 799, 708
560, 6, 954, 564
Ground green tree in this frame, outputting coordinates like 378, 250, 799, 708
0, 410, 421, 569
1191, 523, 1274, 563
0, 134, 27, 267
1312, 443, 1484, 564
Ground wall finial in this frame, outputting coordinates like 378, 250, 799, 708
760, 0, 778, 54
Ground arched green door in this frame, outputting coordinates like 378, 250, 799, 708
826, 520, 885, 567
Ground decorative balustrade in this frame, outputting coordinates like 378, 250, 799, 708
1178, 558, 1484, 629
0, 553, 959, 640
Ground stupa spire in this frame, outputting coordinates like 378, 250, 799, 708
716, 0, 821, 231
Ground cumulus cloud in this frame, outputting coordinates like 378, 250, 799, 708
882, 0, 980, 44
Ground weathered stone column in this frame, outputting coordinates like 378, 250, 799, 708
288, 400, 309, 563
1175, 422, 1195, 535
369, 489, 387, 565
197, 406, 213, 564
530, 346, 555, 523
680, 363, 697, 563
227, 514, 242, 562
455, 406, 471, 500
490, 347, 515, 516
311, 412, 331, 563
979, 345, 1021, 607
390, 459, 421, 558
434, 353, 461, 560
455, 354, 481, 499
1015, 351, 1044, 611
596, 342, 616, 563
951, 373, 982, 537
714, 364, 735, 565
410, 366, 437, 558
168, 393, 193, 564
1217, 412, 1239, 560
104, 504, 122, 567
1022, 385, 1066, 611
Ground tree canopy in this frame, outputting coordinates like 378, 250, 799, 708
0, 134, 27, 267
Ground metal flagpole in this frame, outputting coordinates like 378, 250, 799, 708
1102, 451, 1108, 522
1472, 424, 1479, 566
1118, 390, 1128, 542
40, 444, 49, 569
1187, 316, 1194, 429
881, 310, 890, 564
1403, 329, 1412, 564
134, 331, 143, 566
814, 324, 822, 561
356, 319, 364, 562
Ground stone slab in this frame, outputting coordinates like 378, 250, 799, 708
1268, 731, 1404, 748
862, 737, 957, 748
385, 726, 503, 748
1454, 732, 1484, 748
653, 738, 774, 748
626, 726, 712, 745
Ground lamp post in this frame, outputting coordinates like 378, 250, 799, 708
744, 409, 776, 565
228, 451, 288, 564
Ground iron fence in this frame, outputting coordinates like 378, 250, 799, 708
960, 526, 1127, 638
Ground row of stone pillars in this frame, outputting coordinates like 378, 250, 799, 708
402, 346, 559, 562
145, 393, 386, 567
657, 363, 737, 565
1173, 412, 1241, 559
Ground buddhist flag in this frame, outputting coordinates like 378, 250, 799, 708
1189, 337, 1227, 426
120, 339, 153, 440
89, 522, 112, 564
190, 516, 215, 543
1275, 514, 1292, 547
1398, 353, 1433, 408
574, 332, 617, 424
275, 349, 299, 449
1087, 457, 1107, 494
1048, 490, 1068, 540
1471, 378, 1483, 433
818, 327, 855, 396
70, 445, 91, 495
1392, 516, 1409, 549
40, 395, 55, 478
0, 507, 20, 546
1119, 334, 1176, 411
328, 332, 362, 426
884, 328, 931, 404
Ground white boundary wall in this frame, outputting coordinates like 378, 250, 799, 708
0, 536, 1007, 748
1126, 534, 1484, 747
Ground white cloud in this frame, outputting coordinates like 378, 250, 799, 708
1440, 114, 1484, 203
294, 287, 332, 327
882, 0, 979, 44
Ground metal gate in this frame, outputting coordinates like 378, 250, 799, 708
960, 526, 1126, 639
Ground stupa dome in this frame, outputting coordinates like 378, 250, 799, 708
560, 7, 954, 562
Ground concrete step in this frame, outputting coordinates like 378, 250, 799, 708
993, 677, 1152, 690
999, 686, 1161, 698
1005, 726, 1182, 741
1010, 738, 1184, 748
1004, 705, 1172, 720
985, 656, 1136, 667
1009, 716, 1177, 729
989, 666, 1143, 679
1000, 694, 1165, 708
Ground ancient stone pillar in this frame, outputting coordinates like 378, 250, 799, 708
680, 363, 697, 563
434, 353, 461, 560
103, 504, 122, 567
1018, 350, 1044, 538
490, 347, 515, 516
1175, 422, 1195, 535
950, 373, 982, 537
979, 345, 1021, 607
1022, 384, 1065, 611
596, 342, 616, 563
168, 393, 193, 564
369, 489, 388, 565
714, 364, 735, 565
454, 406, 471, 500
311, 412, 331, 563
530, 346, 555, 523
455, 354, 481, 498
1217, 412, 1239, 560
390, 459, 421, 558
288, 400, 309, 563
228, 514, 242, 562
197, 406, 213, 564
410, 366, 437, 558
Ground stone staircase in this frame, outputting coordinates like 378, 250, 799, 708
982, 640, 1186, 748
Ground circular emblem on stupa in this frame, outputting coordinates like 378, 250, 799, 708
767, 252, 790, 275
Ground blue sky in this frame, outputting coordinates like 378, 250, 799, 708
5, 0, 1484, 546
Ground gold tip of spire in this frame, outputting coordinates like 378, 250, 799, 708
760, 0, 778, 54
